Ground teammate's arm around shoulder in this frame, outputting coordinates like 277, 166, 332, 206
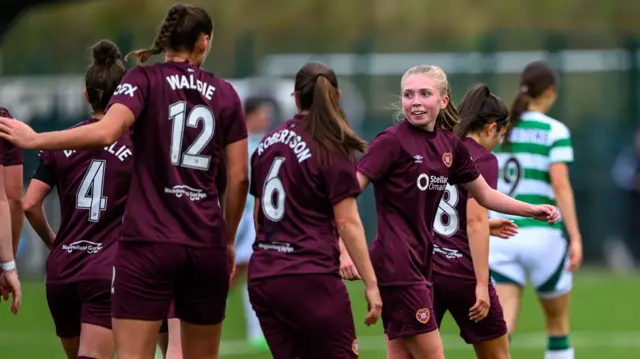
549, 122, 582, 270
333, 197, 382, 326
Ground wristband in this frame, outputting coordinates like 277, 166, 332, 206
1, 260, 16, 272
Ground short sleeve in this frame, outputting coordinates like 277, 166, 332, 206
548, 122, 574, 164
249, 151, 259, 197
322, 155, 361, 205
220, 82, 248, 147
32, 150, 56, 187
469, 155, 499, 199
449, 139, 480, 185
0, 107, 23, 166
107, 66, 149, 119
357, 130, 401, 182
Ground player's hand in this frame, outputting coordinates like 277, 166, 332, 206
488, 218, 518, 239
568, 237, 583, 272
364, 285, 382, 326
0, 269, 22, 314
339, 251, 361, 281
529, 204, 558, 224
0, 117, 39, 150
469, 283, 490, 322
226, 244, 236, 283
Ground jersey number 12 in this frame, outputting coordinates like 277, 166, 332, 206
169, 101, 215, 171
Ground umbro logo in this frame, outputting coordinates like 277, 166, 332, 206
414, 155, 423, 163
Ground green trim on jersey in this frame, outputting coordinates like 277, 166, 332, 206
491, 111, 574, 231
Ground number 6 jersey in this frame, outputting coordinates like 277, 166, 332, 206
248, 115, 362, 281
108, 62, 247, 248
35, 118, 133, 283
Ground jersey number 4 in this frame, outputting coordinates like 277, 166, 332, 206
262, 157, 286, 222
76, 159, 108, 222
169, 101, 215, 171
434, 183, 460, 237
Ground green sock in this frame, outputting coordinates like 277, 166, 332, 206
548, 336, 570, 350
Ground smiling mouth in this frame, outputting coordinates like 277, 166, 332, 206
411, 111, 426, 115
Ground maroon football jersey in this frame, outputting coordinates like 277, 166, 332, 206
0, 107, 24, 166
38, 118, 133, 283
248, 115, 362, 281
357, 120, 480, 286
432, 137, 499, 280
108, 61, 247, 247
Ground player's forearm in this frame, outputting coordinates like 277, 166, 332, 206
0, 199, 14, 262
475, 187, 534, 219
467, 218, 490, 286
223, 179, 248, 246
24, 205, 55, 249
338, 237, 347, 254
9, 198, 23, 256
34, 120, 120, 150
553, 184, 581, 240
337, 220, 377, 288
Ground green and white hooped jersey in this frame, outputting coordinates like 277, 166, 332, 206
490, 111, 573, 230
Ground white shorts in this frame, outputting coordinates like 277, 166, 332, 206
235, 211, 256, 264
489, 227, 572, 299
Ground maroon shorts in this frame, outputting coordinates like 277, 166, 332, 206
46, 280, 112, 338
159, 301, 177, 334
432, 273, 507, 344
248, 274, 359, 359
379, 284, 439, 340
112, 241, 229, 325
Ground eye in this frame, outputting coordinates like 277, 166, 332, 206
420, 90, 431, 97
403, 92, 413, 99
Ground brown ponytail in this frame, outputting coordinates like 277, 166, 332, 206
436, 87, 460, 131
126, 4, 213, 64
85, 39, 126, 113
503, 61, 559, 148
295, 62, 367, 168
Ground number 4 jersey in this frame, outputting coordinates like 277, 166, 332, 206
35, 118, 133, 283
431, 137, 499, 280
108, 61, 247, 248
248, 115, 362, 281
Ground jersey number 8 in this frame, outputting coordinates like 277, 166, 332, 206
433, 183, 460, 237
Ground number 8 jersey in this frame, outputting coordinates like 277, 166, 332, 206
431, 137, 499, 280
247, 115, 362, 281
35, 118, 133, 283
108, 62, 247, 247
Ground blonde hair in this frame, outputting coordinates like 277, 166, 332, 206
396, 65, 460, 131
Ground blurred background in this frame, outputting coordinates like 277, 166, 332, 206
2, 0, 640, 358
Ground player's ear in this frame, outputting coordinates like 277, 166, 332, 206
336, 90, 341, 102
84, 89, 90, 105
486, 122, 497, 137
440, 94, 449, 109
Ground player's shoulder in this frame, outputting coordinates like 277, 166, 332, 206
521, 111, 570, 134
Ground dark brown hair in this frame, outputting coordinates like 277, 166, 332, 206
85, 40, 126, 113
504, 61, 558, 147
295, 62, 367, 167
126, 3, 213, 63
456, 84, 509, 139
